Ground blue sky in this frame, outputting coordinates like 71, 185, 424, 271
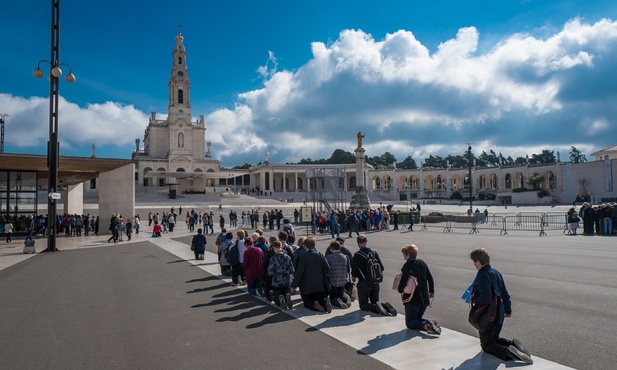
1, 0, 617, 167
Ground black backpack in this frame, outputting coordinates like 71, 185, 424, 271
358, 250, 383, 284
227, 241, 240, 265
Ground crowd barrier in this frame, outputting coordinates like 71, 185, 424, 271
397, 212, 570, 237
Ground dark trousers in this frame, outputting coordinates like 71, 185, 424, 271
300, 291, 328, 310
272, 286, 290, 306
479, 322, 514, 361
231, 264, 245, 284
348, 224, 360, 237
329, 285, 349, 307
247, 277, 265, 296
404, 303, 428, 330
357, 280, 380, 313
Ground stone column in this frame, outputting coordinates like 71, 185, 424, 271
99, 163, 135, 221
63, 183, 84, 215
355, 147, 365, 188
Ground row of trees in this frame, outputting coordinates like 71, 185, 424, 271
288, 146, 587, 170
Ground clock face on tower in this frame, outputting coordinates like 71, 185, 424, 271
177, 71, 184, 77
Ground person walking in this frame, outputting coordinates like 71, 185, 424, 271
351, 235, 396, 316
469, 248, 533, 364
107, 214, 118, 243
191, 228, 207, 260
4, 220, 14, 243
398, 244, 440, 334
125, 220, 132, 241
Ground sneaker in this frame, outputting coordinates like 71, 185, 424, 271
375, 302, 389, 316
508, 345, 533, 364
324, 299, 332, 313
337, 298, 349, 309
285, 293, 293, 310
383, 302, 397, 317
350, 287, 357, 302
314, 301, 326, 312
426, 320, 441, 335
279, 295, 287, 310
512, 338, 531, 356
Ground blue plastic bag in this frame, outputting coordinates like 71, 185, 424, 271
461, 282, 474, 303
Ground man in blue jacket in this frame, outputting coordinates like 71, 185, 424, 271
469, 248, 533, 364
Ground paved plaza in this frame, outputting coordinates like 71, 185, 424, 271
1, 199, 615, 369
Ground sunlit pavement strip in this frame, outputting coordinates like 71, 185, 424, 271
149, 232, 574, 370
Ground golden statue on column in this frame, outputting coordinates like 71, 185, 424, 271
357, 131, 365, 148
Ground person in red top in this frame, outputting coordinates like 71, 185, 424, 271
152, 221, 162, 237
242, 238, 265, 297
317, 212, 327, 233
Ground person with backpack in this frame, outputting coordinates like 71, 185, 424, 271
229, 230, 247, 285
469, 248, 533, 364
218, 232, 234, 276
279, 218, 296, 239
351, 235, 396, 316
398, 243, 440, 334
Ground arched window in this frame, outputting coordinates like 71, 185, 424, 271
178, 89, 184, 104
178, 133, 184, 147
178, 57, 183, 65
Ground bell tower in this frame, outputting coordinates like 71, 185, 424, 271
167, 27, 191, 124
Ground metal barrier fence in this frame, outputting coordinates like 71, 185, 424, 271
397, 212, 571, 237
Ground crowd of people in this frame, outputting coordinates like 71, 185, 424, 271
567, 202, 617, 235
1, 213, 102, 242
185, 211, 532, 365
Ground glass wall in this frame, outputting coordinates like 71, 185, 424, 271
0, 170, 38, 221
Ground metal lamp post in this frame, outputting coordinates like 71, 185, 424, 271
33, 0, 75, 252
467, 145, 473, 214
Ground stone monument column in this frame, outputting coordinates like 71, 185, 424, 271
350, 132, 370, 209
355, 146, 366, 188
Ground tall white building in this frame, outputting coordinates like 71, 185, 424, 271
132, 31, 220, 188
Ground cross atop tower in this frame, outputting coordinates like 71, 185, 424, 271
177, 24, 182, 34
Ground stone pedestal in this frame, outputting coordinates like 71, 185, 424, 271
23, 239, 36, 254
350, 186, 371, 210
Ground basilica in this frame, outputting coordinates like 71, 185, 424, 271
131, 32, 617, 206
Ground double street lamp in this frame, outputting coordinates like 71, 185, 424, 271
33, 0, 75, 252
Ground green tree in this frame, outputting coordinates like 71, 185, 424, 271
232, 163, 252, 169
514, 156, 527, 165
478, 150, 499, 166
530, 149, 556, 164
423, 154, 446, 168
380, 152, 397, 167
397, 156, 417, 169
445, 154, 467, 168
326, 149, 355, 164
569, 146, 587, 163
526, 173, 545, 190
